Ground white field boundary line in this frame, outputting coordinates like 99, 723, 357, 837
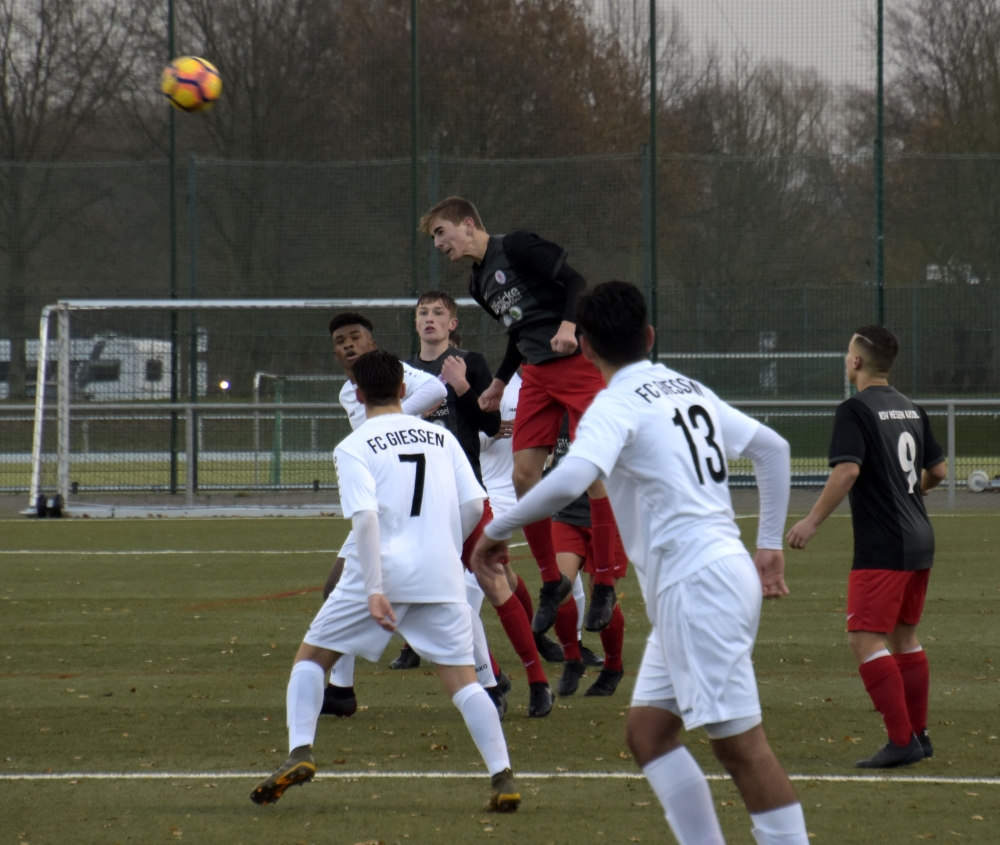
0, 542, 528, 556
0, 549, 341, 556
1, 771, 999, 785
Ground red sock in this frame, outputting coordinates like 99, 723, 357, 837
554, 601, 582, 662
894, 649, 930, 734
489, 650, 501, 680
600, 604, 625, 672
513, 574, 535, 621
859, 654, 913, 747
495, 595, 547, 685
589, 496, 618, 588
522, 518, 560, 582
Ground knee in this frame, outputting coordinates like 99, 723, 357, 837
512, 465, 539, 497
625, 708, 682, 767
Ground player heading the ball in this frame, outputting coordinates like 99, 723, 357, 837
472, 281, 811, 845
252, 349, 519, 812
420, 197, 626, 638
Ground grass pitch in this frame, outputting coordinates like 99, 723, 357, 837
2, 515, 999, 844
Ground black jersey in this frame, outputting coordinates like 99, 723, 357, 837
547, 415, 591, 527
469, 232, 587, 382
828, 385, 944, 571
407, 348, 501, 485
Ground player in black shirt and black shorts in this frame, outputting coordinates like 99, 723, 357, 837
787, 325, 947, 768
419, 197, 625, 639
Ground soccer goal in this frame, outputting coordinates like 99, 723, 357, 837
25, 298, 478, 517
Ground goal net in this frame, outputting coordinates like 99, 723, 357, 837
25, 298, 482, 517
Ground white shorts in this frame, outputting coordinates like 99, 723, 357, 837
303, 594, 475, 666
631, 553, 763, 732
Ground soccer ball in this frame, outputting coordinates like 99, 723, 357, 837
161, 56, 222, 113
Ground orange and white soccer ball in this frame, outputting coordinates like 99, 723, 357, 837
161, 56, 222, 113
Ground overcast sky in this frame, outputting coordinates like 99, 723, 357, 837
667, 0, 876, 88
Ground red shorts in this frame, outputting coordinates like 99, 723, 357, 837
462, 499, 509, 570
512, 353, 605, 451
846, 568, 931, 633
551, 521, 628, 579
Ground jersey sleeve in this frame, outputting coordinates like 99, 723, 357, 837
333, 444, 379, 518
400, 362, 447, 416
829, 401, 866, 467
919, 405, 945, 468
563, 393, 631, 479
449, 435, 487, 505
703, 386, 760, 459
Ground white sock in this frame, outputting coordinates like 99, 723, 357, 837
329, 652, 355, 687
750, 803, 809, 845
470, 611, 496, 688
287, 660, 325, 751
643, 746, 725, 845
864, 648, 891, 664
452, 682, 510, 775
573, 573, 585, 639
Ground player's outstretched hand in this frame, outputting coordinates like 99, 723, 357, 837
470, 531, 510, 578
368, 594, 397, 632
786, 518, 817, 550
479, 378, 505, 412
550, 320, 579, 355
754, 549, 789, 599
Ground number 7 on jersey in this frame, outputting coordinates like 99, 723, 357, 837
398, 453, 426, 516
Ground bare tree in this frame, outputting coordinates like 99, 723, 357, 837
0, 0, 156, 398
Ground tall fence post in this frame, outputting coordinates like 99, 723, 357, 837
947, 402, 956, 511
648, 0, 659, 360
185, 405, 195, 507
187, 155, 199, 494
875, 0, 885, 325
57, 308, 71, 503
641, 145, 652, 315
428, 146, 439, 289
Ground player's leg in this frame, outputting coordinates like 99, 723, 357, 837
322, 653, 358, 717
587, 532, 628, 695
511, 364, 573, 627
709, 725, 808, 844
626, 633, 725, 845
848, 569, 924, 767
403, 603, 519, 812
252, 643, 339, 805
551, 523, 587, 696
505, 551, 562, 662
584, 478, 623, 630
887, 568, 932, 757
252, 595, 395, 805
467, 506, 553, 717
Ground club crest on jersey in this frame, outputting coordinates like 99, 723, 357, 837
494, 270, 507, 285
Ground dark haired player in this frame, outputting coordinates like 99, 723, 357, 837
408, 290, 553, 717
788, 326, 947, 768
320, 313, 447, 715
420, 197, 624, 636
473, 282, 810, 845
252, 350, 519, 811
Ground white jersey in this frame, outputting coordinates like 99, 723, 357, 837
479, 373, 520, 514
566, 360, 760, 601
334, 413, 485, 604
339, 361, 447, 430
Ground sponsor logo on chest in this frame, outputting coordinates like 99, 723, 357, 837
490, 286, 523, 318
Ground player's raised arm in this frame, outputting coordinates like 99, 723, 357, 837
400, 363, 447, 417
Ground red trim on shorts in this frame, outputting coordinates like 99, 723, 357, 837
846, 568, 930, 633
512, 354, 605, 451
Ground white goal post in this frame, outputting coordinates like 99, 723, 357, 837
27, 298, 478, 517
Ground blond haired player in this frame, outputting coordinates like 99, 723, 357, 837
473, 282, 809, 845
252, 350, 519, 811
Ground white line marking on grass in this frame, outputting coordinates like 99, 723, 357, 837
3, 771, 999, 785
0, 549, 340, 556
